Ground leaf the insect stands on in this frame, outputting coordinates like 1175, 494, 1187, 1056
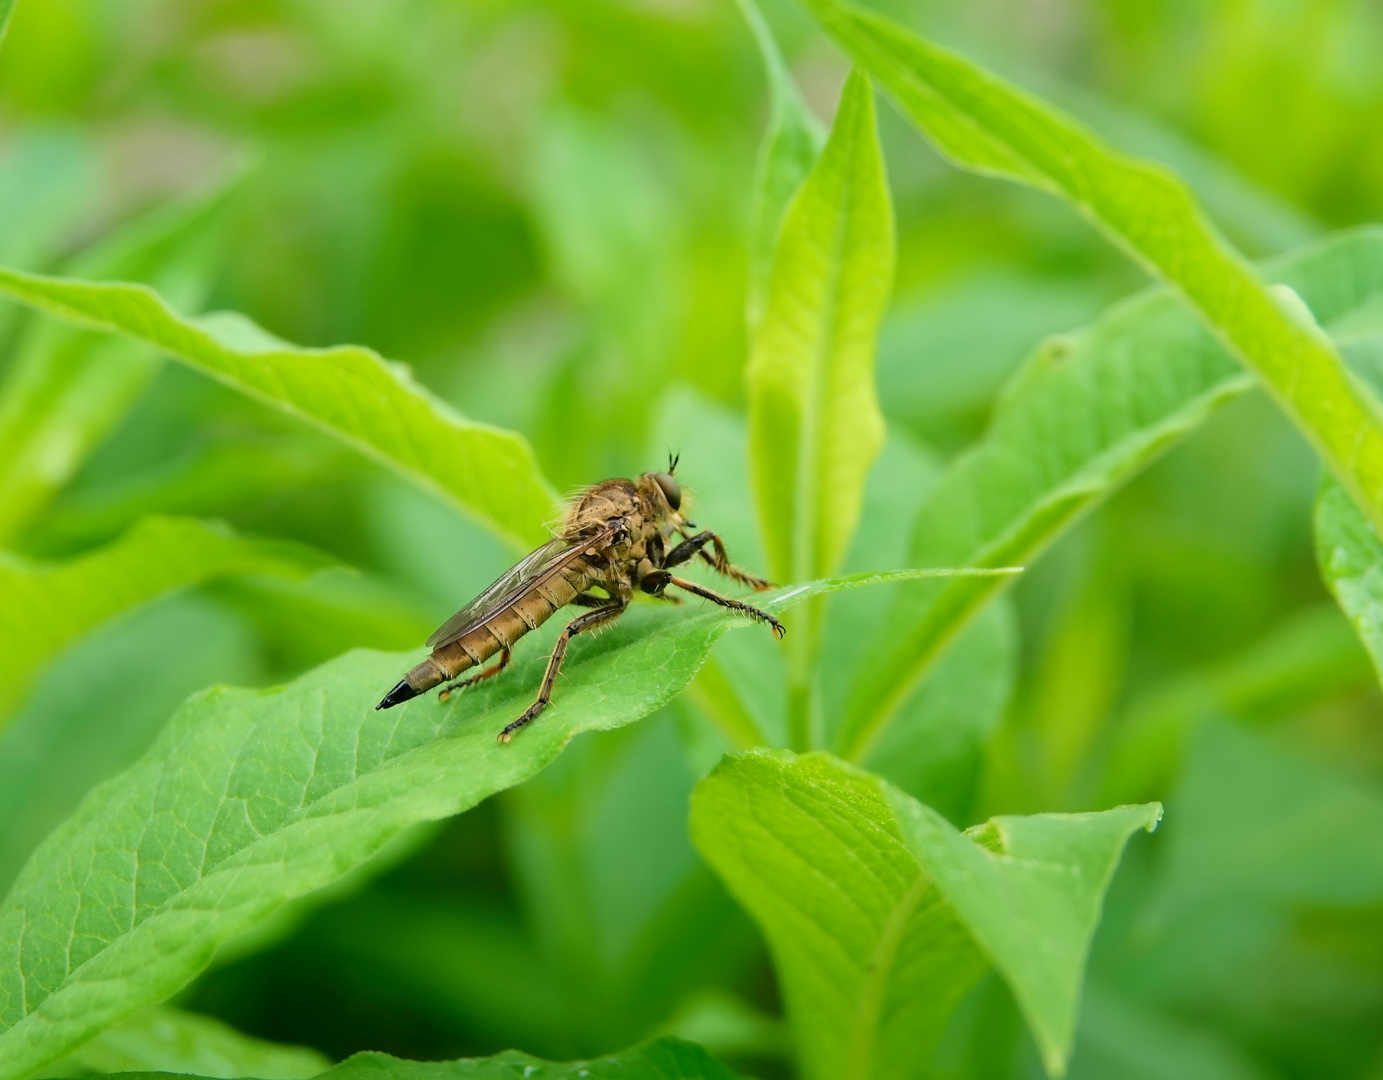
0, 567, 1014, 1079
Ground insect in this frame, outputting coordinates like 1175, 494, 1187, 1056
376, 458, 785, 742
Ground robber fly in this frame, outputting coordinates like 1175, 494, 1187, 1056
376, 457, 785, 742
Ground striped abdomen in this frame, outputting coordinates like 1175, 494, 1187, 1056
397, 561, 595, 697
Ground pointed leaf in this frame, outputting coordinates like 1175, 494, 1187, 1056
0, 269, 558, 550
690, 750, 1157, 1080
885, 792, 1161, 1075
0, 515, 333, 719
737, 0, 826, 330
747, 66, 894, 586
796, 0, 1383, 540
0, 567, 1011, 1078
836, 227, 1383, 761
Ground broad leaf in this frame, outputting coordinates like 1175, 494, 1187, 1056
0, 176, 236, 544
748, 65, 893, 587
737, 0, 825, 330
0, 269, 558, 550
689, 750, 1158, 1080
834, 227, 1383, 761
68, 1036, 737, 1080
39, 1005, 327, 1079
1315, 475, 1383, 685
0, 567, 1011, 1078
0, 515, 332, 719
797, 0, 1383, 537
885, 792, 1161, 1075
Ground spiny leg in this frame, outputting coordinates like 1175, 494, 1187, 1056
498, 602, 627, 743
439, 648, 512, 701
666, 530, 773, 591
668, 575, 785, 639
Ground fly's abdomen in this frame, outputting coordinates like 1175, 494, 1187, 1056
376, 564, 594, 711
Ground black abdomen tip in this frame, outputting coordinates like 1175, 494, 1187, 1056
376, 679, 420, 710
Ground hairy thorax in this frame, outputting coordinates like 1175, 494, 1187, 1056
565, 477, 671, 599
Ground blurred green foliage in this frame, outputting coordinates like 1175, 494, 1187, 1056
2, 0, 1383, 1078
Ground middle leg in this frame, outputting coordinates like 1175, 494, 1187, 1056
497, 601, 627, 743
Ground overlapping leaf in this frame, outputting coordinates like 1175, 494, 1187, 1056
0, 268, 558, 550
0, 515, 331, 719
747, 65, 893, 588
835, 227, 1383, 760
690, 750, 1158, 1079
0, 567, 1011, 1078
796, 0, 1383, 538
0, 175, 237, 544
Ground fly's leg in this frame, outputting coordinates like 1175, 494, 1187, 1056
666, 530, 773, 591
439, 648, 512, 701
570, 591, 612, 608
666, 575, 785, 639
498, 602, 627, 743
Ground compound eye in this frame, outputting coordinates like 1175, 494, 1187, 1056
652, 472, 681, 511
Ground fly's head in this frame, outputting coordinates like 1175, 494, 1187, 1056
637, 453, 686, 537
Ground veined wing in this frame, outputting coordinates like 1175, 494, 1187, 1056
425, 521, 621, 649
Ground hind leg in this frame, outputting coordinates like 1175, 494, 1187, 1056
439, 648, 512, 701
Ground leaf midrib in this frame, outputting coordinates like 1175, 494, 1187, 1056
845, 867, 931, 1080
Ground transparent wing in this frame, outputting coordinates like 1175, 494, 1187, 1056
425, 537, 571, 649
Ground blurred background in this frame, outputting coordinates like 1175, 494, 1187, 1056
2, 0, 1383, 1077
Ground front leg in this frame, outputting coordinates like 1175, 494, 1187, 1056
497, 601, 627, 743
668, 575, 784, 639
665, 530, 773, 591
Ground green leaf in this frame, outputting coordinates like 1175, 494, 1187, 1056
689, 750, 1157, 1080
0, 175, 237, 545
0, 566, 1010, 1078
68, 1036, 736, 1080
736, 0, 825, 330
0, 269, 558, 550
0, 515, 332, 719
747, 65, 894, 587
886, 795, 1161, 1076
37, 1005, 327, 1079
834, 227, 1383, 762
1315, 474, 1383, 686
796, 0, 1383, 538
